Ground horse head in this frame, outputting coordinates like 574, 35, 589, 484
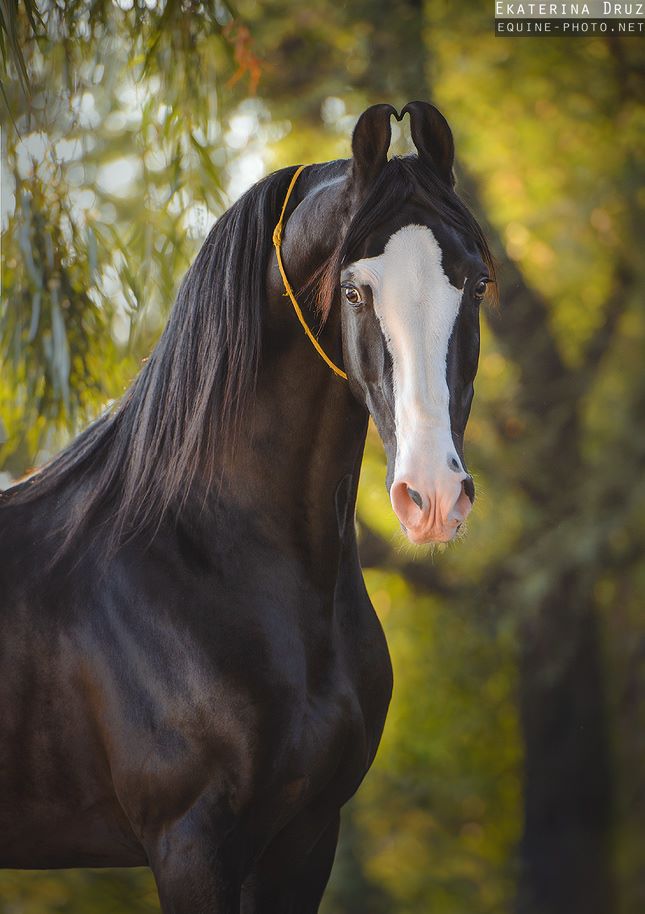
328, 103, 492, 544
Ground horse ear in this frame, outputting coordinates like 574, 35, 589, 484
401, 101, 455, 187
351, 103, 399, 196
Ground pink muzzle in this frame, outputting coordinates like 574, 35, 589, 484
390, 474, 474, 544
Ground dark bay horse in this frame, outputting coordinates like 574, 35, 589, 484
0, 102, 492, 912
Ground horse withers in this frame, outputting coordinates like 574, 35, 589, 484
0, 102, 492, 913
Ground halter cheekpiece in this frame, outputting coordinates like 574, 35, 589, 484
272, 165, 348, 381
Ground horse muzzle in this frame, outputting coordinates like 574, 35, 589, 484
390, 472, 474, 544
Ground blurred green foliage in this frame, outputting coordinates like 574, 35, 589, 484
1, 2, 643, 913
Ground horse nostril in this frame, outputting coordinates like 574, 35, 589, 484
462, 476, 475, 504
407, 487, 423, 510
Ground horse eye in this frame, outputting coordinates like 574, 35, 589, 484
343, 285, 363, 306
473, 279, 488, 299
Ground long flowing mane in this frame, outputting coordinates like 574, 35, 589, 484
2, 165, 300, 545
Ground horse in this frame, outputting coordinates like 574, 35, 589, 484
0, 102, 493, 913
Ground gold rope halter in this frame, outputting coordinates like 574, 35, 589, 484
272, 165, 348, 381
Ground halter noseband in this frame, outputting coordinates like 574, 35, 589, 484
272, 165, 348, 381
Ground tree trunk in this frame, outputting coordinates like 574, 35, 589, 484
516, 572, 614, 914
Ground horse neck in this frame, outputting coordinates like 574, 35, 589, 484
217, 305, 368, 573
213, 166, 365, 570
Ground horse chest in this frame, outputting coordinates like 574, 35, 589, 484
254, 583, 393, 821
228, 616, 391, 849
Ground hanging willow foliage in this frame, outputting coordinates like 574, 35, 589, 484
0, 0, 262, 469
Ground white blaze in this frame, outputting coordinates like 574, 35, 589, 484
350, 224, 466, 530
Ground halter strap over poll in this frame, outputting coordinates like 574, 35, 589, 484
272, 165, 348, 381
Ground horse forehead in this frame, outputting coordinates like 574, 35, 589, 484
351, 224, 464, 296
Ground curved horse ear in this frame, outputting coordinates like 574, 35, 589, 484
401, 101, 455, 187
351, 103, 399, 197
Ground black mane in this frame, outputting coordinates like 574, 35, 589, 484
3, 165, 300, 544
